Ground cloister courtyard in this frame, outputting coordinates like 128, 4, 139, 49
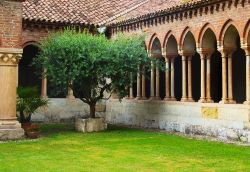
0, 0, 250, 171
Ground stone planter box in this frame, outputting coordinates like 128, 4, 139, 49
75, 118, 107, 133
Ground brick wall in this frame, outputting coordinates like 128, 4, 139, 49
110, 0, 250, 50
0, 0, 23, 48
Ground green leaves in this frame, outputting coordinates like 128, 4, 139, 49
34, 29, 151, 114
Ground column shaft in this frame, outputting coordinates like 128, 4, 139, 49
136, 65, 142, 99
181, 56, 187, 101
164, 58, 170, 100
228, 53, 234, 103
41, 68, 48, 98
170, 58, 176, 100
246, 55, 250, 103
155, 61, 160, 100
141, 66, 146, 99
187, 56, 193, 101
206, 56, 213, 102
129, 73, 134, 99
150, 61, 155, 98
199, 54, 206, 102
220, 54, 228, 103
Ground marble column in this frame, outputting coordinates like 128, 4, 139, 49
0, 48, 24, 140
129, 72, 134, 99
199, 53, 206, 103
170, 58, 176, 101
155, 61, 160, 100
136, 65, 142, 99
141, 65, 146, 99
41, 68, 48, 98
164, 57, 171, 100
244, 48, 250, 104
187, 56, 194, 102
181, 56, 188, 101
150, 61, 155, 99
220, 52, 228, 103
228, 52, 235, 103
206, 54, 213, 102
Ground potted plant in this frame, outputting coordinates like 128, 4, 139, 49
17, 87, 48, 138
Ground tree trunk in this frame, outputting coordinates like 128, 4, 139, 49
89, 104, 96, 118
20, 111, 31, 123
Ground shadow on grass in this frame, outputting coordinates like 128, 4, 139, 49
38, 123, 132, 137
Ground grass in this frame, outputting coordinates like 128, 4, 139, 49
0, 124, 250, 172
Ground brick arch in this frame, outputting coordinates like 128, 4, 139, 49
179, 27, 196, 51
243, 19, 250, 45
198, 23, 218, 49
148, 33, 162, 53
219, 19, 240, 47
163, 30, 178, 56
23, 41, 40, 48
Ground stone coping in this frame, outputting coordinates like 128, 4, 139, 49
0, 48, 23, 54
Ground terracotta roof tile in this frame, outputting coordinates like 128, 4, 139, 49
22, 0, 148, 25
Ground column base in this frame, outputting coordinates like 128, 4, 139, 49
187, 98, 195, 102
244, 101, 250, 105
198, 98, 206, 103
141, 96, 148, 100
0, 120, 24, 141
135, 96, 142, 100
164, 97, 172, 101
154, 96, 161, 100
67, 95, 75, 99
181, 97, 189, 102
206, 98, 214, 103
219, 99, 236, 104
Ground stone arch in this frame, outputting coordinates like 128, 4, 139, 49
19, 43, 42, 94
164, 32, 178, 56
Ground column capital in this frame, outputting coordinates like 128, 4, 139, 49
217, 46, 235, 56
0, 48, 23, 66
197, 48, 214, 57
241, 44, 250, 56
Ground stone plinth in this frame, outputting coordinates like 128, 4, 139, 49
75, 118, 107, 133
0, 121, 24, 140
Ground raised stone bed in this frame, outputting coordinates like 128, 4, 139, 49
75, 118, 107, 133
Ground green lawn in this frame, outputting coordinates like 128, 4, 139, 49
0, 124, 250, 172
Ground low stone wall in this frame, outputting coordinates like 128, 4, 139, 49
32, 98, 250, 142
32, 98, 105, 123
106, 99, 250, 142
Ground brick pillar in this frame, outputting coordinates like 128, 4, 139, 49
0, 0, 25, 140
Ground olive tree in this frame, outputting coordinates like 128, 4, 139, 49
35, 29, 151, 118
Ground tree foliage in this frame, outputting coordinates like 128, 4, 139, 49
35, 29, 152, 118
